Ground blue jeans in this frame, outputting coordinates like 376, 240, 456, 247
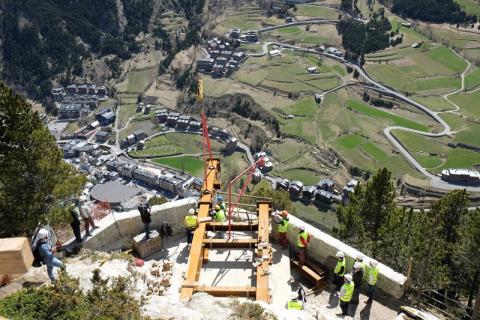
144, 223, 150, 238
367, 284, 376, 300
47, 257, 64, 282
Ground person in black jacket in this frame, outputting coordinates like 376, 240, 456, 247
159, 220, 173, 248
350, 261, 364, 305
138, 196, 152, 239
70, 204, 82, 242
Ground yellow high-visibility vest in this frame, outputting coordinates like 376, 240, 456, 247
368, 266, 379, 285
297, 231, 309, 248
278, 218, 289, 233
184, 215, 197, 229
334, 258, 346, 276
339, 282, 355, 302
287, 299, 303, 310
215, 209, 226, 222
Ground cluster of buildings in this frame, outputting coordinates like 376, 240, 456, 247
441, 169, 480, 186
317, 46, 344, 58
53, 84, 108, 120
197, 38, 247, 78
154, 109, 238, 153
276, 177, 359, 205
106, 159, 195, 197
119, 130, 147, 150
227, 28, 259, 43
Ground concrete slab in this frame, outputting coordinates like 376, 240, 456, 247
270, 243, 293, 308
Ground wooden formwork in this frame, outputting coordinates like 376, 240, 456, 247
180, 164, 272, 303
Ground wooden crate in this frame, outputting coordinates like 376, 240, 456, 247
0, 237, 34, 274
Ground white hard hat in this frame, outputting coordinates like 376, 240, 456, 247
38, 228, 49, 239
79, 196, 87, 202
299, 225, 306, 231
336, 251, 345, 258
356, 254, 364, 261
188, 208, 195, 215
289, 292, 298, 300
354, 262, 362, 269
370, 260, 378, 267
344, 274, 353, 282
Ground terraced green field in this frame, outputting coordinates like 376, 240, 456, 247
455, 0, 480, 16
450, 90, 480, 120
346, 100, 429, 131
292, 5, 339, 19
126, 67, 157, 93
465, 68, 480, 90
152, 156, 204, 176
335, 134, 366, 149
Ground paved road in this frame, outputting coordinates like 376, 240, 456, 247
254, 38, 480, 192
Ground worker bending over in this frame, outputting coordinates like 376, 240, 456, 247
184, 208, 198, 246
366, 260, 379, 304
36, 228, 66, 283
277, 210, 289, 248
287, 292, 303, 310
338, 274, 354, 317
334, 251, 346, 290
213, 204, 226, 222
297, 225, 311, 267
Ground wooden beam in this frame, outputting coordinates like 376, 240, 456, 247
180, 159, 220, 301
195, 286, 257, 298
256, 201, 271, 303
202, 238, 257, 248
203, 247, 209, 262
206, 221, 258, 231
291, 260, 327, 290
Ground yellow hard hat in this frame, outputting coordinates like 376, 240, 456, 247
215, 205, 221, 211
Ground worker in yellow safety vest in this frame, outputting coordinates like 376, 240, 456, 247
334, 251, 346, 290
184, 208, 198, 245
277, 210, 289, 248
214, 205, 226, 222
297, 225, 311, 267
366, 260, 379, 304
355, 254, 366, 275
338, 274, 355, 317
217, 195, 226, 211
286, 292, 303, 310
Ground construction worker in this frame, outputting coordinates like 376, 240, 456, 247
36, 228, 65, 282
138, 195, 152, 239
297, 225, 311, 267
287, 292, 303, 310
355, 254, 366, 274
184, 208, 198, 245
366, 260, 379, 304
277, 210, 289, 248
351, 261, 364, 305
214, 204, 226, 222
217, 195, 226, 211
338, 274, 355, 317
334, 251, 346, 290
79, 196, 97, 237
69, 204, 82, 243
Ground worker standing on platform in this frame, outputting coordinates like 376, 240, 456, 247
338, 274, 354, 317
334, 251, 346, 290
79, 196, 97, 237
213, 204, 226, 222
287, 292, 303, 310
297, 225, 311, 267
217, 195, 226, 211
351, 261, 364, 305
184, 208, 198, 246
138, 195, 152, 239
355, 254, 366, 274
277, 210, 290, 248
366, 260, 379, 304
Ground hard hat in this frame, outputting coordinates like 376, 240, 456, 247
217, 195, 223, 201
299, 225, 306, 231
215, 205, 221, 211
38, 228, 49, 239
289, 292, 298, 300
79, 195, 87, 202
356, 254, 364, 261
344, 274, 353, 282
354, 262, 362, 269
370, 260, 378, 267
188, 208, 195, 215
336, 251, 345, 258
280, 210, 288, 217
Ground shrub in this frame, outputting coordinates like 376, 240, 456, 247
230, 301, 277, 320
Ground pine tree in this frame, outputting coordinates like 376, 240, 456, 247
0, 83, 86, 237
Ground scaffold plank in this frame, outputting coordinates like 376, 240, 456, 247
202, 238, 257, 248
256, 201, 271, 303
206, 221, 258, 231
196, 286, 257, 297
180, 159, 219, 301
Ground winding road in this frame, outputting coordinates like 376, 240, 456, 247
245, 23, 480, 191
